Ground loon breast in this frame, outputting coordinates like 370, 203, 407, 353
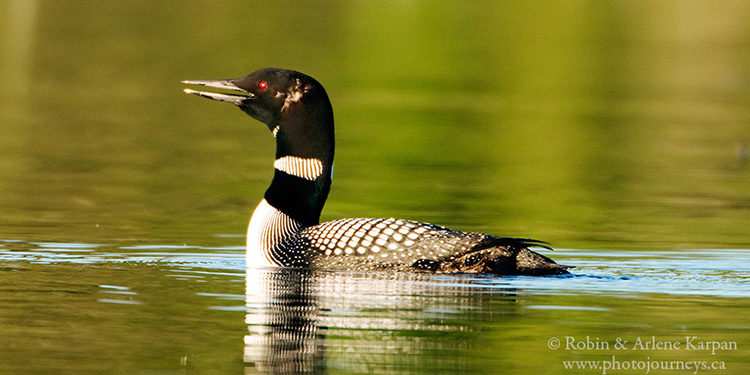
246, 199, 302, 268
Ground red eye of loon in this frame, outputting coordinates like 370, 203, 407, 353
258, 81, 268, 90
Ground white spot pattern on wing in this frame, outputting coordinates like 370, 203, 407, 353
296, 217, 479, 270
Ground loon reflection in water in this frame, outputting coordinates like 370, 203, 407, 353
184, 68, 568, 275
244, 269, 523, 373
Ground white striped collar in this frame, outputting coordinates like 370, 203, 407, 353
273, 156, 324, 181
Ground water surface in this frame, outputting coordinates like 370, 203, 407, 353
1, 242, 748, 374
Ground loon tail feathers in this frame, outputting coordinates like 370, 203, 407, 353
412, 237, 571, 276
477, 236, 554, 251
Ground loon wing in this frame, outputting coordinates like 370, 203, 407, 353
282, 218, 568, 275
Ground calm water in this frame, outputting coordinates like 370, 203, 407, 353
1, 1, 748, 374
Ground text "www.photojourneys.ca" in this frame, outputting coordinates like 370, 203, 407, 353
546, 336, 738, 374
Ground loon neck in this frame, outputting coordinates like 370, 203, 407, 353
262, 96, 334, 228
263, 166, 331, 227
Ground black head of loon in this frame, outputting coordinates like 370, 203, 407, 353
183, 68, 570, 276
184, 68, 333, 228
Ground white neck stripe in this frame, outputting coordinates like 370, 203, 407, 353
274, 156, 324, 181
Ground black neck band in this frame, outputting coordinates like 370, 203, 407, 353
264, 170, 330, 227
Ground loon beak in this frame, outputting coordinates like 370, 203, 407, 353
182, 79, 254, 105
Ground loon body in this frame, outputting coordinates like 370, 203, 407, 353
184, 68, 568, 275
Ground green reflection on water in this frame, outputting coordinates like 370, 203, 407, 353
1, 263, 747, 374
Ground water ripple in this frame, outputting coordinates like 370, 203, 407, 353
1, 238, 748, 298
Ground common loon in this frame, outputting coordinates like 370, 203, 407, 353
183, 68, 569, 275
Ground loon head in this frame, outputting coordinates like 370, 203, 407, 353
183, 68, 334, 226
183, 68, 334, 164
